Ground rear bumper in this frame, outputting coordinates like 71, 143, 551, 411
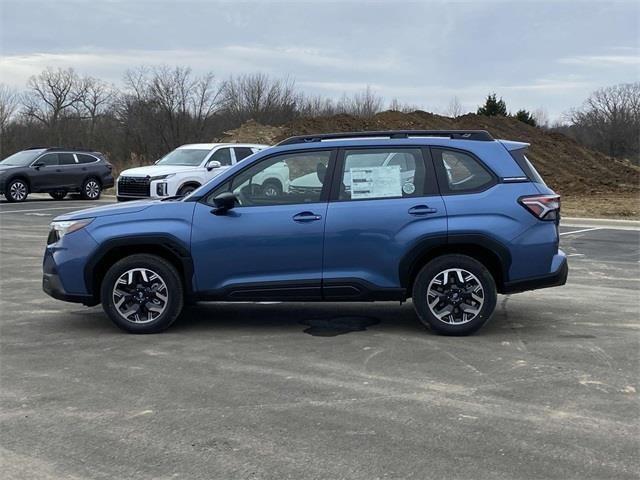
502, 251, 568, 294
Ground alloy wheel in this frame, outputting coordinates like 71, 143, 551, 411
112, 268, 169, 324
85, 180, 100, 199
426, 268, 484, 325
10, 181, 27, 201
263, 185, 279, 197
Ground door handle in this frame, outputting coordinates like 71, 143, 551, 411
293, 212, 322, 222
408, 205, 437, 215
55, 169, 62, 173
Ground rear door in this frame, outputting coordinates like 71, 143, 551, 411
57, 152, 83, 188
322, 146, 447, 298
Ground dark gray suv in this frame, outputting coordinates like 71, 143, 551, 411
0, 147, 114, 202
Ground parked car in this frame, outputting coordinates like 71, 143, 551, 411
116, 143, 271, 201
0, 147, 114, 202
43, 130, 567, 335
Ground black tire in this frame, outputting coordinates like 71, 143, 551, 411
4, 178, 29, 202
177, 184, 199, 196
81, 177, 101, 200
261, 179, 282, 197
49, 191, 67, 200
101, 254, 184, 334
412, 254, 497, 336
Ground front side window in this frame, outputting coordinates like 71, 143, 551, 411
432, 148, 495, 193
37, 153, 59, 166
210, 148, 232, 166
209, 150, 332, 207
156, 148, 211, 166
338, 148, 425, 201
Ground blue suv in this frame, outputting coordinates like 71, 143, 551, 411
43, 130, 567, 335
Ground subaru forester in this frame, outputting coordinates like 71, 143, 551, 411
43, 130, 567, 335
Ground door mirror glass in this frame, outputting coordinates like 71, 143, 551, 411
32, 161, 45, 168
207, 160, 222, 171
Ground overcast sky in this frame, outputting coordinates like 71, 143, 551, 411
1, 0, 638, 119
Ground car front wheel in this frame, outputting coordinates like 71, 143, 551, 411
101, 254, 184, 333
412, 254, 497, 335
5, 179, 29, 202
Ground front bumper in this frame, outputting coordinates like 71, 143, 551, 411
43, 272, 95, 305
502, 251, 568, 294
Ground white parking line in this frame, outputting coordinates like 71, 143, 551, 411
559, 227, 603, 236
0, 205, 96, 214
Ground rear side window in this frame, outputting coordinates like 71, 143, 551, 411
509, 148, 546, 185
76, 154, 98, 164
432, 148, 495, 193
338, 148, 426, 201
59, 153, 77, 165
234, 147, 254, 162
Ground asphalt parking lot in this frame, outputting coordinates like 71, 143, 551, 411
1, 195, 638, 480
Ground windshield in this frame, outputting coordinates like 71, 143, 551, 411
156, 149, 210, 166
1, 149, 45, 166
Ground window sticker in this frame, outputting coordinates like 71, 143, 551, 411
349, 165, 402, 199
402, 182, 415, 195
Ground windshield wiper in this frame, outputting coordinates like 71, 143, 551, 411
160, 195, 185, 202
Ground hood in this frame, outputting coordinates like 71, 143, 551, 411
0, 164, 20, 174
54, 200, 154, 221
119, 165, 200, 177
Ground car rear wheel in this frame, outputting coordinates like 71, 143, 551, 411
412, 254, 497, 335
101, 254, 184, 333
49, 191, 67, 200
81, 178, 101, 200
5, 179, 28, 202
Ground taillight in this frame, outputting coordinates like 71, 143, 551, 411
519, 194, 560, 221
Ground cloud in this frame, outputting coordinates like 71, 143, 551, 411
0, 45, 404, 88
558, 54, 640, 66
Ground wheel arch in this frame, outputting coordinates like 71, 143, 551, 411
400, 234, 511, 296
84, 235, 194, 305
177, 180, 202, 194
6, 174, 32, 192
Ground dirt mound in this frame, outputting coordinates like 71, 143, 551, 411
217, 120, 285, 145
274, 111, 639, 196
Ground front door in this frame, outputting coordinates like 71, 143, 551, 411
322, 147, 447, 297
30, 153, 64, 191
191, 149, 335, 299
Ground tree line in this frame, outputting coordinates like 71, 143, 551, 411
0, 67, 638, 167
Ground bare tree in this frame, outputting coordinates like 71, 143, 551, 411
567, 83, 640, 160
532, 107, 550, 129
75, 76, 116, 141
336, 86, 384, 118
388, 98, 419, 113
0, 84, 19, 134
445, 96, 464, 118
221, 73, 298, 125
22, 67, 84, 130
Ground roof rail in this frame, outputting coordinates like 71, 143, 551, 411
25, 146, 98, 153
276, 130, 494, 146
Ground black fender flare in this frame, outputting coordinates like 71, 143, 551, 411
398, 233, 511, 289
84, 234, 194, 300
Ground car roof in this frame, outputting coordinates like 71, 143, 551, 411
177, 143, 269, 150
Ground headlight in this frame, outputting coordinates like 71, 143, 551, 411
49, 218, 94, 241
149, 174, 175, 181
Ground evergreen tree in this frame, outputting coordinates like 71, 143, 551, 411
515, 109, 537, 126
477, 93, 507, 116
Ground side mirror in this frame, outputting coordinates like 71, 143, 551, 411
32, 162, 45, 169
212, 192, 236, 214
206, 160, 222, 171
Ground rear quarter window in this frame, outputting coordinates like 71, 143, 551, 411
76, 154, 98, 164
509, 149, 546, 185
432, 148, 496, 194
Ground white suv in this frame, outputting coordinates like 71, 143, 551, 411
116, 143, 276, 201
